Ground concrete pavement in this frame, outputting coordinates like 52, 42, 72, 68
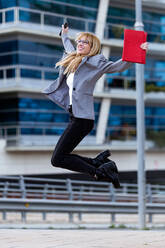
0, 229, 165, 248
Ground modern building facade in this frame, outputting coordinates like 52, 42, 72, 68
0, 0, 165, 183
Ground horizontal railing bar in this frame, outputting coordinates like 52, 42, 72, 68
17, 6, 96, 23
0, 176, 165, 193
0, 64, 58, 72
105, 22, 165, 36
0, 7, 163, 41
0, 6, 95, 22
0, 124, 68, 129
25, 187, 66, 191
0, 192, 162, 199
2, 6, 165, 28
0, 198, 165, 215
107, 15, 165, 27
2, 187, 163, 198
0, 50, 61, 59
2, 125, 165, 135
0, 176, 165, 211
23, 177, 111, 186
0, 7, 17, 13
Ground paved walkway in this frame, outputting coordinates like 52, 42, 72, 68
0, 229, 165, 248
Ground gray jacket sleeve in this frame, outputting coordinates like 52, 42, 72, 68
61, 33, 75, 53
98, 55, 133, 73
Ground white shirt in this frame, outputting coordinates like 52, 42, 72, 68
66, 72, 75, 105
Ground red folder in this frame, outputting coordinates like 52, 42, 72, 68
122, 29, 147, 64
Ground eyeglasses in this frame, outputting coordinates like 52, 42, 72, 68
76, 39, 89, 45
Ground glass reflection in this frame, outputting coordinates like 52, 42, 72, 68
0, 97, 100, 136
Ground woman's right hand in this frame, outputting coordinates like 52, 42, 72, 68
62, 24, 69, 34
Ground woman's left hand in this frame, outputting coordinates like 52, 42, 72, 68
140, 42, 149, 51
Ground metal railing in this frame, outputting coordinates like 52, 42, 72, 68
0, 6, 164, 42
0, 175, 165, 223
0, 7, 96, 32
0, 124, 136, 147
0, 124, 66, 147
0, 124, 159, 147
0, 64, 58, 84
104, 16, 165, 42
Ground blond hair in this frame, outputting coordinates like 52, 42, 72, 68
56, 32, 101, 75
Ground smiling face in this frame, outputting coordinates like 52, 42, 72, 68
76, 36, 91, 55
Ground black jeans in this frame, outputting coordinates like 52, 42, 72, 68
51, 107, 96, 176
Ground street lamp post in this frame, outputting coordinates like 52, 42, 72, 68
134, 0, 146, 229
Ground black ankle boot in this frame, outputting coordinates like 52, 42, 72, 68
95, 161, 120, 188
92, 150, 111, 168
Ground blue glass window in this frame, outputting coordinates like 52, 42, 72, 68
105, 54, 135, 90
0, 39, 63, 80
0, 97, 100, 136
19, 40, 62, 55
106, 104, 165, 140
106, 6, 165, 42
52, 0, 99, 8
105, 53, 165, 92
0, 54, 18, 66
0, 70, 3, 78
107, 7, 135, 19
1, 0, 98, 31
45, 72, 58, 80
19, 9, 40, 24
108, 105, 136, 127
0, 0, 17, 9
5, 10, 14, 22
7, 69, 15, 78
17, 0, 98, 19
0, 0, 96, 32
21, 69, 41, 79
0, 40, 17, 53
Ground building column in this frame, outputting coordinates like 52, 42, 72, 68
96, 98, 111, 144
95, 0, 111, 144
95, 0, 110, 92
95, 45, 111, 92
95, 0, 109, 39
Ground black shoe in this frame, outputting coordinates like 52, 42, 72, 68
107, 159, 119, 174
92, 150, 111, 168
96, 161, 120, 188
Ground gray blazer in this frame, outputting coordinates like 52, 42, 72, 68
42, 33, 132, 120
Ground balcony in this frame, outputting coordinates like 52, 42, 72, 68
0, 64, 57, 92
0, 7, 96, 38
0, 123, 161, 151
0, 6, 164, 55
0, 123, 97, 149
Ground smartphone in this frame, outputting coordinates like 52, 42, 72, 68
59, 22, 68, 36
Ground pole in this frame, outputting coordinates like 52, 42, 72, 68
134, 0, 146, 229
